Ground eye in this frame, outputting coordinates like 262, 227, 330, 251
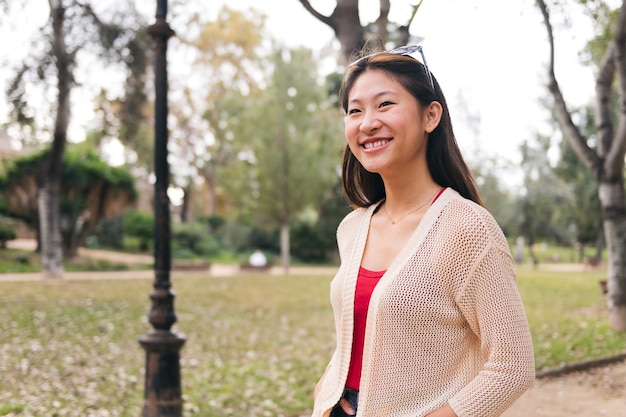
379, 100, 394, 108
347, 107, 361, 115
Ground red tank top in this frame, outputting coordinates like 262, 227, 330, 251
345, 266, 384, 390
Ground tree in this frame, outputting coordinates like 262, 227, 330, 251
224, 47, 344, 271
0, 146, 137, 257
536, 0, 626, 330
471, 156, 518, 238
3, 0, 149, 277
38, 0, 71, 278
166, 5, 266, 221
516, 135, 576, 264
297, 0, 424, 64
553, 106, 603, 258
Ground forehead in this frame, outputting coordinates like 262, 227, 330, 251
348, 69, 406, 99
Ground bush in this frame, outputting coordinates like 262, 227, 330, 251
122, 210, 153, 251
89, 216, 125, 249
290, 220, 332, 263
172, 222, 220, 258
0, 223, 16, 248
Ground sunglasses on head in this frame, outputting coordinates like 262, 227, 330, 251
350, 44, 435, 90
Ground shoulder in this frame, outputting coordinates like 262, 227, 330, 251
335, 203, 378, 250
337, 205, 373, 236
436, 189, 508, 249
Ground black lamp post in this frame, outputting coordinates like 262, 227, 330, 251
139, 1, 186, 416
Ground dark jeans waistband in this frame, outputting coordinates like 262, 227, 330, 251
330, 388, 359, 417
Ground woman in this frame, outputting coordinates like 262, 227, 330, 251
311, 45, 535, 417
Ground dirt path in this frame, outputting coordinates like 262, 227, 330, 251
4, 239, 626, 415
504, 358, 626, 416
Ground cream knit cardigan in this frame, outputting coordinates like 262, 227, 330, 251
312, 188, 535, 417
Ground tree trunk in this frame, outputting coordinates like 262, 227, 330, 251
180, 183, 191, 222
297, 0, 423, 64
39, 0, 71, 278
298, 0, 363, 64
201, 167, 217, 216
599, 181, 626, 330
280, 222, 290, 275
38, 182, 64, 278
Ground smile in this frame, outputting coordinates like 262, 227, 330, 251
362, 139, 391, 149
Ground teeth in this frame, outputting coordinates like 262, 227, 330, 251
363, 140, 388, 149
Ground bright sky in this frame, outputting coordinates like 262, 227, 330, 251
0, 0, 599, 183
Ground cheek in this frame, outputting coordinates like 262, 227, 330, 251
344, 120, 358, 143
344, 124, 361, 155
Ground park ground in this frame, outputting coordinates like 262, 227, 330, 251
3, 239, 626, 416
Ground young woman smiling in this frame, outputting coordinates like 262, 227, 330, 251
311, 46, 535, 417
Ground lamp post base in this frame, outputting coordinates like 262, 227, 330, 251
139, 330, 186, 417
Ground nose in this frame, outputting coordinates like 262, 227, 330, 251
359, 111, 381, 134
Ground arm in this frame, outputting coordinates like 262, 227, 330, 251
313, 365, 330, 399
448, 243, 535, 416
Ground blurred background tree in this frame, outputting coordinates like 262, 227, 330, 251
1, 0, 150, 277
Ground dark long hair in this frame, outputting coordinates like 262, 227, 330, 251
339, 49, 483, 208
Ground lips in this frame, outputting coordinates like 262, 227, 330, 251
362, 138, 391, 150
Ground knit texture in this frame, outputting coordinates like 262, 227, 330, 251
311, 188, 535, 417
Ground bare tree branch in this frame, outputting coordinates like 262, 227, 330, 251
396, 0, 424, 46
297, 0, 334, 25
370, 0, 390, 48
536, 0, 601, 174
297, 0, 363, 64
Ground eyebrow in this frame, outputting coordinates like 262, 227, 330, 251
348, 90, 398, 105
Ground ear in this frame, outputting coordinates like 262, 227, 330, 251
424, 101, 443, 134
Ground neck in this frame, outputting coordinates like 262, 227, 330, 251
383, 179, 439, 211
382, 185, 442, 225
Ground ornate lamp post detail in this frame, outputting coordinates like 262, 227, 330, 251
139, 1, 186, 416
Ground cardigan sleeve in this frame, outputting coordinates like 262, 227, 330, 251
448, 234, 535, 417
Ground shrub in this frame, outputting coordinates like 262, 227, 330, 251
89, 216, 125, 249
172, 222, 220, 258
122, 210, 154, 251
0, 223, 16, 248
290, 220, 332, 263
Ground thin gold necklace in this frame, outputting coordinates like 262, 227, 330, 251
383, 188, 441, 225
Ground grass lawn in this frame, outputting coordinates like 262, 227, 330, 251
0, 266, 624, 416
515, 265, 626, 370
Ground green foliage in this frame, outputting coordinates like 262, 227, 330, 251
218, 46, 344, 229
88, 216, 125, 249
554, 107, 602, 245
0, 222, 16, 246
166, 5, 268, 219
122, 210, 153, 252
200, 215, 227, 235
472, 157, 518, 238
172, 222, 220, 258
290, 220, 330, 263
0, 146, 137, 256
291, 180, 350, 263
581, 1, 619, 67
516, 135, 576, 251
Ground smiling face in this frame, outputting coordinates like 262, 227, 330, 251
344, 69, 440, 179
